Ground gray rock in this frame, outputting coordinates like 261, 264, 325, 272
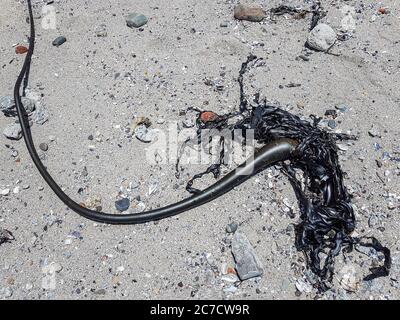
39, 142, 48, 151
115, 198, 130, 212
0, 95, 36, 114
231, 232, 263, 280
135, 124, 156, 143
307, 24, 337, 51
95, 24, 108, 37
328, 119, 337, 129
226, 222, 238, 233
3, 123, 22, 140
52, 36, 67, 47
0, 287, 13, 298
126, 13, 148, 28
33, 106, 48, 125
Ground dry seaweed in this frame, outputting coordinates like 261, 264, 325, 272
182, 55, 391, 291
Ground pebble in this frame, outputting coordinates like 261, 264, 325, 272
337, 265, 359, 292
337, 143, 349, 151
126, 13, 148, 28
95, 24, 108, 37
93, 288, 106, 295
0, 287, 13, 298
231, 232, 263, 280
52, 36, 67, 47
225, 222, 238, 233
0, 96, 36, 114
307, 24, 337, 51
15, 45, 28, 54
135, 124, 157, 143
327, 120, 337, 129
115, 198, 130, 212
3, 123, 22, 140
335, 104, 348, 112
221, 274, 239, 283
295, 278, 312, 293
39, 142, 49, 151
368, 126, 381, 138
233, 4, 266, 22
0, 189, 10, 196
42, 262, 63, 275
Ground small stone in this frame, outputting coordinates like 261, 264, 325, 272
13, 186, 20, 194
199, 111, 219, 123
337, 143, 349, 151
335, 104, 348, 112
3, 123, 22, 140
116, 266, 125, 273
327, 120, 337, 129
93, 288, 106, 295
42, 262, 63, 275
135, 124, 157, 143
52, 36, 67, 47
378, 8, 389, 15
83, 195, 102, 210
39, 142, 49, 151
0, 287, 13, 298
234, 4, 266, 22
15, 45, 28, 54
368, 125, 381, 138
0, 189, 10, 196
220, 21, 228, 27
226, 222, 238, 233
0, 96, 35, 114
221, 274, 239, 283
337, 265, 359, 292
231, 232, 263, 280
182, 118, 195, 128
307, 24, 337, 51
95, 24, 108, 37
126, 13, 148, 28
295, 278, 312, 293
115, 198, 130, 212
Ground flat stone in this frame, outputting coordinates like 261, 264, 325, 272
39, 142, 48, 151
234, 4, 266, 22
126, 13, 148, 28
52, 36, 67, 47
226, 222, 238, 233
135, 124, 157, 143
307, 24, 337, 51
0, 96, 36, 114
231, 232, 263, 280
115, 198, 130, 212
0, 189, 10, 196
3, 123, 22, 140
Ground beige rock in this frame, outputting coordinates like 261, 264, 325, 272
234, 4, 266, 22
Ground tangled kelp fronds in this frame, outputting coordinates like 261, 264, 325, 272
270, 1, 326, 30
183, 55, 391, 291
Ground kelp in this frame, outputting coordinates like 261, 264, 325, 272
181, 55, 391, 291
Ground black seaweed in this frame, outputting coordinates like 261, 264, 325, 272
183, 55, 391, 291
